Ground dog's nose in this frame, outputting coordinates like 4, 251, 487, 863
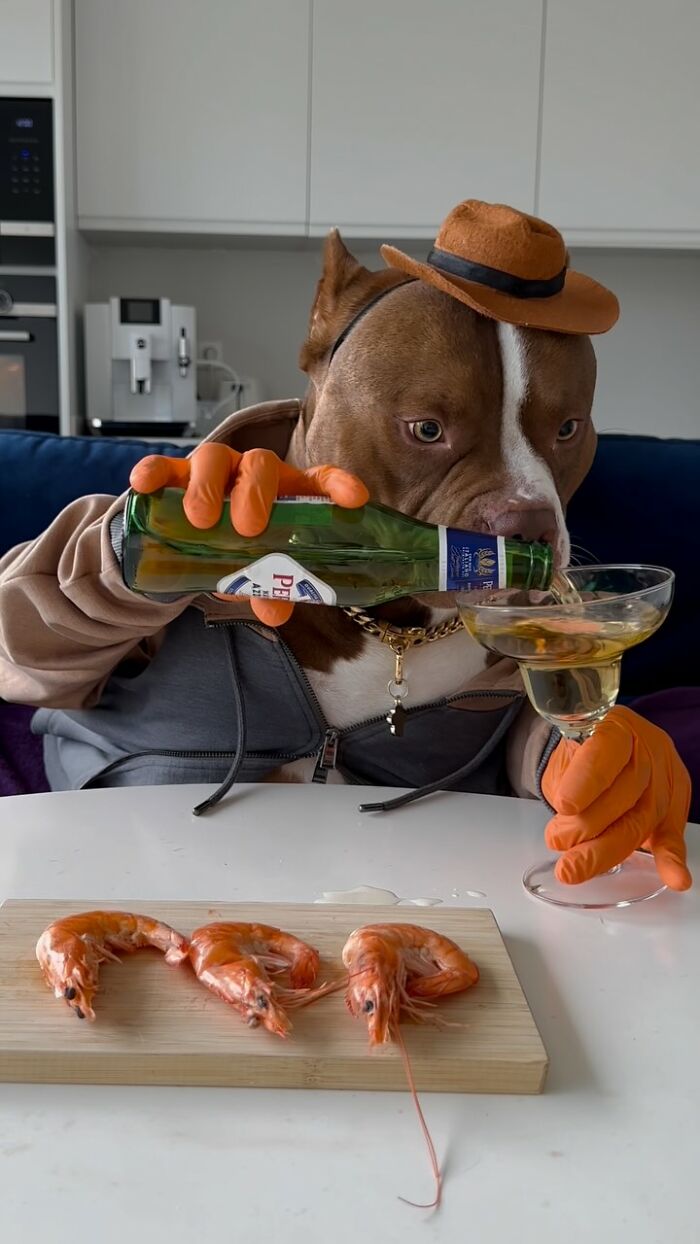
488, 506, 558, 545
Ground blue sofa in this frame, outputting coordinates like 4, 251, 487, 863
1, 428, 697, 696
0, 429, 697, 806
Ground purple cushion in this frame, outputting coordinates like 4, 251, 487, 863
631, 688, 700, 823
0, 703, 50, 797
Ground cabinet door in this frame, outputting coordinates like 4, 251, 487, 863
309, 0, 543, 235
0, 0, 53, 84
539, 0, 700, 233
75, 0, 309, 231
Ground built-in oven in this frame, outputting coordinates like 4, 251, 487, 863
0, 97, 55, 267
0, 275, 58, 431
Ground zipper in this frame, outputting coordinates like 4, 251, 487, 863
165, 617, 523, 777
333, 686, 523, 737
312, 729, 340, 784
128, 687, 521, 770
204, 616, 329, 731
203, 616, 331, 772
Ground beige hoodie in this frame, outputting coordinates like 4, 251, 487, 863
0, 399, 551, 796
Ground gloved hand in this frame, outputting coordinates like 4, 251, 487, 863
130, 443, 368, 625
542, 706, 692, 890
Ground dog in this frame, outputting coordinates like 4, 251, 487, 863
3, 200, 692, 890
217, 226, 599, 783
0, 200, 619, 807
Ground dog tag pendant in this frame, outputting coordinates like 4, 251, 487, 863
385, 640, 410, 737
386, 700, 407, 737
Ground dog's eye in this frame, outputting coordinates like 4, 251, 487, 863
557, 419, 578, 442
410, 420, 443, 443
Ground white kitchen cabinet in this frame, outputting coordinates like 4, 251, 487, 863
75, 0, 310, 233
539, 0, 700, 241
0, 0, 53, 84
309, 0, 543, 236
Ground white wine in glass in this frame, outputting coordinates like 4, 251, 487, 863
457, 566, 675, 910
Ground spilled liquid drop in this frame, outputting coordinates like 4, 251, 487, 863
314, 885, 442, 907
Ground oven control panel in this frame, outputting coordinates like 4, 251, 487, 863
0, 98, 54, 223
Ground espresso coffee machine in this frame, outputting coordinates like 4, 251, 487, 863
84, 297, 196, 436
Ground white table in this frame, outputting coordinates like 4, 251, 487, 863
1, 784, 698, 1244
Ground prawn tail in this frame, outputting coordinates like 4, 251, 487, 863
136, 918, 190, 963
394, 1025, 443, 1212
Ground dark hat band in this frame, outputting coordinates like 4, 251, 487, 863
427, 247, 566, 300
328, 281, 414, 363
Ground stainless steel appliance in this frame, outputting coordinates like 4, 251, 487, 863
84, 297, 196, 436
0, 98, 55, 267
0, 274, 58, 431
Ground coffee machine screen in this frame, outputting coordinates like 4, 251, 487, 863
120, 298, 161, 325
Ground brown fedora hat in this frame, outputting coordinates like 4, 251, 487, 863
381, 200, 619, 335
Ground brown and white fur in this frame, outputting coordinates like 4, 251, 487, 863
273, 233, 597, 782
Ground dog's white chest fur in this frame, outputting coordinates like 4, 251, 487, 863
282, 623, 489, 783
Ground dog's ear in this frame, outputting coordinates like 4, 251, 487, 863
300, 229, 405, 373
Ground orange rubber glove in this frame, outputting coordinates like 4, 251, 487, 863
541, 706, 692, 890
129, 442, 368, 625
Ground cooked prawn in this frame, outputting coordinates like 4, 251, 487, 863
188, 922, 336, 1039
342, 923, 479, 1046
342, 923, 480, 1210
36, 910, 190, 1021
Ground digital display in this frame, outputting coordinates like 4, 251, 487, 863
120, 298, 160, 325
15, 118, 34, 129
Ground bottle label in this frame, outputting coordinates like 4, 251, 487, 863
439, 528, 506, 590
274, 496, 331, 504
216, 554, 337, 605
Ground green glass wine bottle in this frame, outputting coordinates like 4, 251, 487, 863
121, 488, 553, 606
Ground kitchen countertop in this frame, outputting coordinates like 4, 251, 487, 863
1, 782, 698, 1244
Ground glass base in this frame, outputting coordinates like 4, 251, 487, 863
523, 851, 667, 910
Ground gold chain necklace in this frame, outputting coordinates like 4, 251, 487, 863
342, 606, 464, 737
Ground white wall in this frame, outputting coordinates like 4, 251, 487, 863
85, 242, 700, 438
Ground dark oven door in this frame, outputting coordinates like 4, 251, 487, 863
0, 281, 58, 435
0, 98, 55, 266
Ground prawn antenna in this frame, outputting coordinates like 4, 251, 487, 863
394, 1025, 442, 1211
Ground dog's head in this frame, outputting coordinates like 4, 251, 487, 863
295, 232, 598, 568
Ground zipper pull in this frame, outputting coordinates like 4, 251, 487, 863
312, 729, 339, 784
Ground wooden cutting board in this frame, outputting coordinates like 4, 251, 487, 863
0, 900, 547, 1093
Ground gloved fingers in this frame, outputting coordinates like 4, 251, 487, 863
249, 598, 295, 626
184, 443, 241, 529
292, 464, 369, 508
554, 787, 655, 885
545, 712, 635, 816
645, 762, 693, 891
211, 590, 295, 625
229, 448, 281, 537
274, 461, 368, 507
129, 454, 191, 494
540, 738, 578, 807
544, 751, 651, 850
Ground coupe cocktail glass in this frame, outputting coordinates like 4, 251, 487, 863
457, 566, 675, 910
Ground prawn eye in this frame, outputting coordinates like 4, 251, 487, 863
363, 999, 374, 1013
256, 994, 268, 1010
